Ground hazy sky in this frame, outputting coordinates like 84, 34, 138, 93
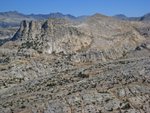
0, 0, 150, 16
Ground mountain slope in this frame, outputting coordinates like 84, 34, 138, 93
0, 13, 150, 113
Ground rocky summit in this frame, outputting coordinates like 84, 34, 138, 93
0, 13, 150, 113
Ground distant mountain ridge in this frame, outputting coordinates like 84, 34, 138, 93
0, 11, 79, 28
0, 11, 34, 28
27, 12, 77, 20
113, 14, 128, 20
0, 11, 150, 28
140, 13, 150, 21
114, 13, 150, 21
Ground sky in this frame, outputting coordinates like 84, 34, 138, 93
0, 0, 150, 17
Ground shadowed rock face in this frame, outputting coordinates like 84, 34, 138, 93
0, 14, 150, 113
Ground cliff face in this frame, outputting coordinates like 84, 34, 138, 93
12, 14, 145, 62
12, 19, 92, 55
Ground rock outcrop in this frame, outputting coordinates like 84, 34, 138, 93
11, 14, 145, 62
0, 13, 150, 113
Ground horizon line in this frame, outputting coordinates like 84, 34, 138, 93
0, 10, 150, 18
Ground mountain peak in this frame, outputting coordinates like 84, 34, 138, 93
92, 13, 108, 17
113, 14, 128, 20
